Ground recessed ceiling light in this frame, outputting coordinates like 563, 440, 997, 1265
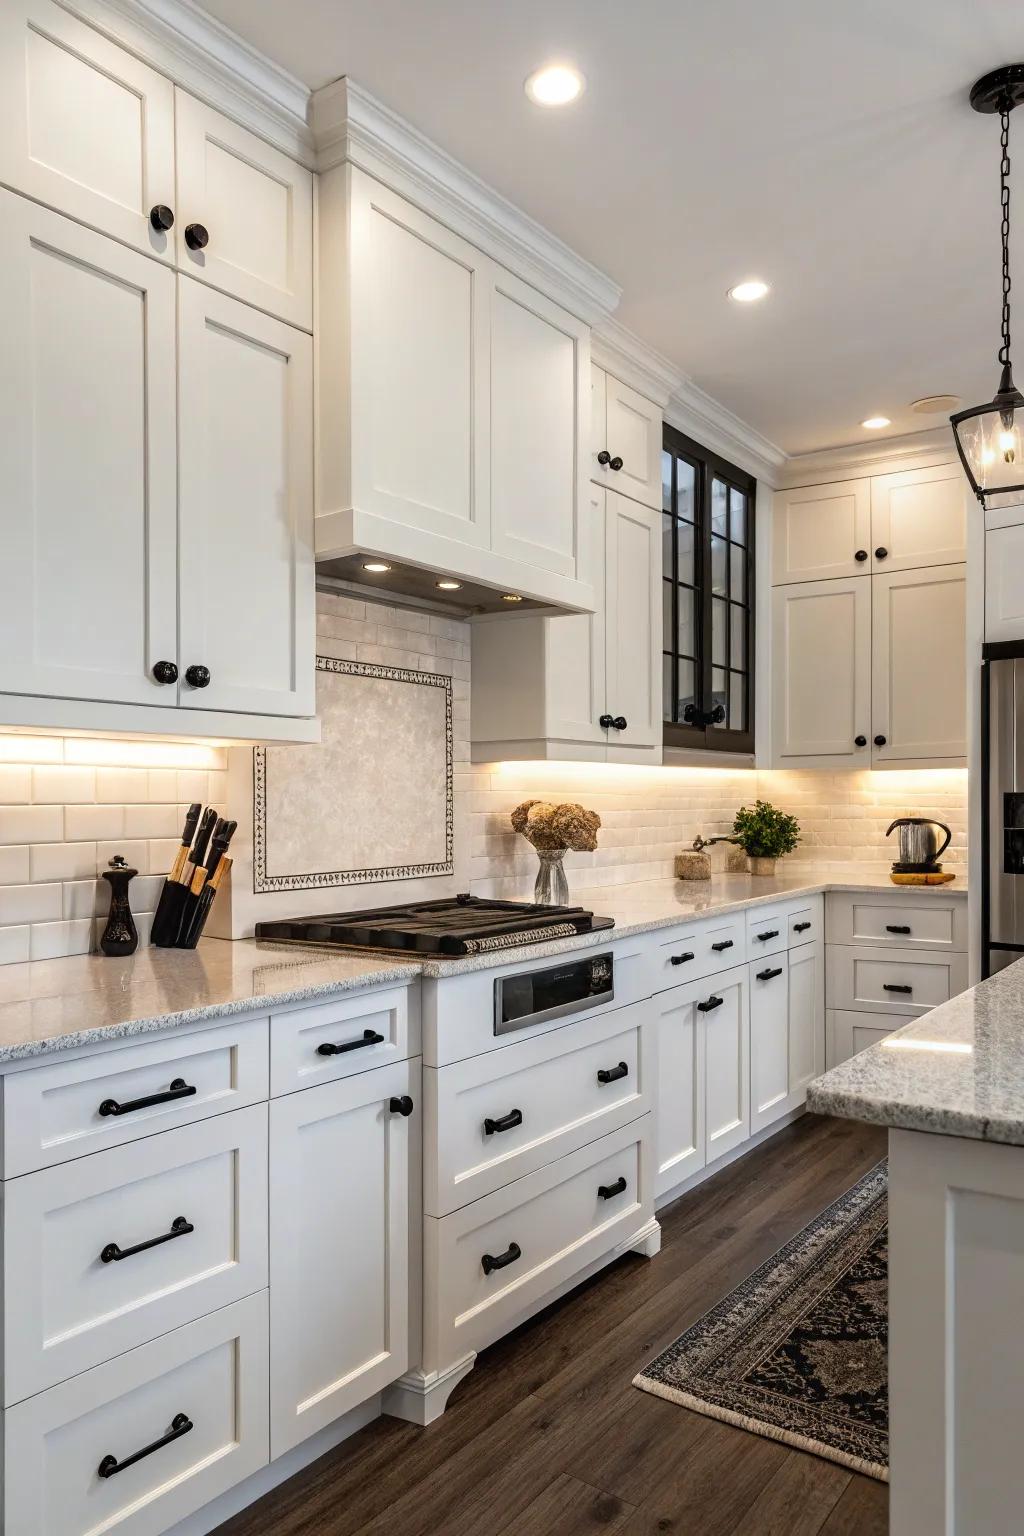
911, 394, 961, 414
436, 579, 462, 591
727, 279, 770, 303
362, 560, 391, 573
524, 64, 585, 107
861, 416, 891, 430
502, 593, 523, 603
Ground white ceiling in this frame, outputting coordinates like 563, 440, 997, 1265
202, 0, 1024, 456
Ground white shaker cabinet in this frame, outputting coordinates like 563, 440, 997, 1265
985, 521, 1024, 641
0, 193, 179, 709
771, 577, 871, 766
591, 366, 663, 510
749, 940, 824, 1136
871, 564, 967, 763
772, 480, 872, 584
269, 1060, 416, 1457
870, 463, 967, 572
178, 280, 315, 718
174, 91, 313, 330
0, 0, 176, 261
702, 966, 750, 1162
605, 490, 663, 753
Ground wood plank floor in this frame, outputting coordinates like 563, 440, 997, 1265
216, 1113, 889, 1536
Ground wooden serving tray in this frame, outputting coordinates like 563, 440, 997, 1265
889, 871, 956, 885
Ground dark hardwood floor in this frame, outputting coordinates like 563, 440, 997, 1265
217, 1113, 889, 1536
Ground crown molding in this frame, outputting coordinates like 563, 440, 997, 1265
63, 0, 314, 162
666, 377, 788, 488
778, 425, 957, 488
590, 319, 684, 408
312, 78, 622, 325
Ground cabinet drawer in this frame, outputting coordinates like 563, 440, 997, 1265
2, 1017, 269, 1177
425, 1000, 651, 1216
747, 907, 789, 959
4, 1291, 269, 1536
653, 915, 747, 990
270, 986, 412, 1096
826, 1008, 902, 1068
826, 945, 967, 1017
4, 1104, 268, 1403
428, 1116, 652, 1363
788, 905, 820, 947
826, 891, 967, 951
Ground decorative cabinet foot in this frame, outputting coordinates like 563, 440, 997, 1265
382, 1355, 477, 1426
626, 1216, 662, 1259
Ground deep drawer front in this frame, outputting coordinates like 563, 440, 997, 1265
826, 1009, 902, 1069
425, 1000, 651, 1216
826, 945, 968, 1017
654, 914, 747, 989
4, 1104, 269, 1404
430, 1116, 652, 1362
2, 1016, 269, 1177
270, 986, 412, 1096
746, 907, 789, 960
826, 892, 967, 951
4, 1291, 269, 1536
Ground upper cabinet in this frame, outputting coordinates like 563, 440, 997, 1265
317, 164, 594, 611
870, 464, 967, 572
772, 479, 871, 583
771, 577, 871, 766
591, 367, 663, 510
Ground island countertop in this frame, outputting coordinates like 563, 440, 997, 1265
807, 959, 1024, 1147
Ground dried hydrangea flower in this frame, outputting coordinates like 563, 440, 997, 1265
510, 798, 601, 852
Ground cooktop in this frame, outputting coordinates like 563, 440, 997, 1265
255, 894, 614, 957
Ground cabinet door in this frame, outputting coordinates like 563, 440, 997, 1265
605, 490, 662, 753
788, 940, 824, 1102
771, 578, 871, 764
0, 0, 175, 259
489, 268, 588, 577
174, 90, 313, 329
871, 463, 967, 572
872, 564, 966, 762
177, 278, 314, 717
599, 374, 663, 510
347, 168, 491, 550
543, 486, 608, 747
654, 987, 705, 1197
749, 955, 790, 1135
701, 965, 750, 1163
985, 523, 1024, 642
269, 1059, 415, 1457
772, 480, 872, 583
0, 194, 178, 707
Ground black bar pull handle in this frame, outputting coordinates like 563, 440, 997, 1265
98, 1077, 196, 1118
755, 929, 780, 942
98, 1412, 194, 1478
669, 951, 695, 966
317, 1029, 385, 1056
484, 1108, 523, 1135
886, 924, 912, 935
598, 1176, 627, 1200
697, 995, 724, 1012
793, 921, 812, 933
597, 1061, 629, 1084
101, 1215, 193, 1265
756, 966, 784, 982
711, 940, 734, 952
481, 1241, 521, 1276
883, 983, 913, 994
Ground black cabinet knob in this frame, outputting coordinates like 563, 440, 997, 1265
609, 455, 623, 471
855, 735, 867, 747
389, 1095, 414, 1116
184, 222, 209, 251
149, 205, 174, 232
875, 546, 888, 560
597, 449, 612, 466
611, 716, 628, 731
599, 713, 615, 729
184, 665, 211, 689
151, 660, 178, 685
874, 734, 887, 747
854, 549, 868, 562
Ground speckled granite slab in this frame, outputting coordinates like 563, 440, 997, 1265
807, 960, 1024, 1147
0, 940, 418, 1064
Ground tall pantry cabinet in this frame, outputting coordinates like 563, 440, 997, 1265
0, 0, 315, 733
771, 462, 969, 767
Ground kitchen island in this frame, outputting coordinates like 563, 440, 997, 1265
808, 959, 1024, 1536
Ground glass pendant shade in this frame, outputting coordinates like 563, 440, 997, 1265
951, 364, 1024, 509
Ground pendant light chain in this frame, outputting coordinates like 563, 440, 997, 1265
1000, 105, 1012, 368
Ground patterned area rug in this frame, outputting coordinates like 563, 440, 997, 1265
634, 1161, 888, 1481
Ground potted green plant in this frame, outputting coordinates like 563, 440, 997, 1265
732, 799, 801, 876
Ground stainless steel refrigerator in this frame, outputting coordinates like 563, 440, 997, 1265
983, 643, 1024, 975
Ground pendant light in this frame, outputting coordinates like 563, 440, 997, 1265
951, 66, 1024, 509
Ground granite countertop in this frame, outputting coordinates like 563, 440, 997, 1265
807, 961, 1024, 1147
0, 940, 418, 1064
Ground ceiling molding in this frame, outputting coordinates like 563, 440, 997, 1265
778, 426, 957, 488
311, 78, 622, 325
666, 378, 788, 488
62, 0, 314, 162
590, 319, 684, 408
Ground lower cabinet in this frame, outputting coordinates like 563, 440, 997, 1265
749, 941, 824, 1136
827, 1008, 900, 1068
269, 1058, 417, 1457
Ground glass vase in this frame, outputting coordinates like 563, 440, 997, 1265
534, 848, 569, 905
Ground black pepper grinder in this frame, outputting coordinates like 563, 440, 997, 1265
100, 855, 139, 957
